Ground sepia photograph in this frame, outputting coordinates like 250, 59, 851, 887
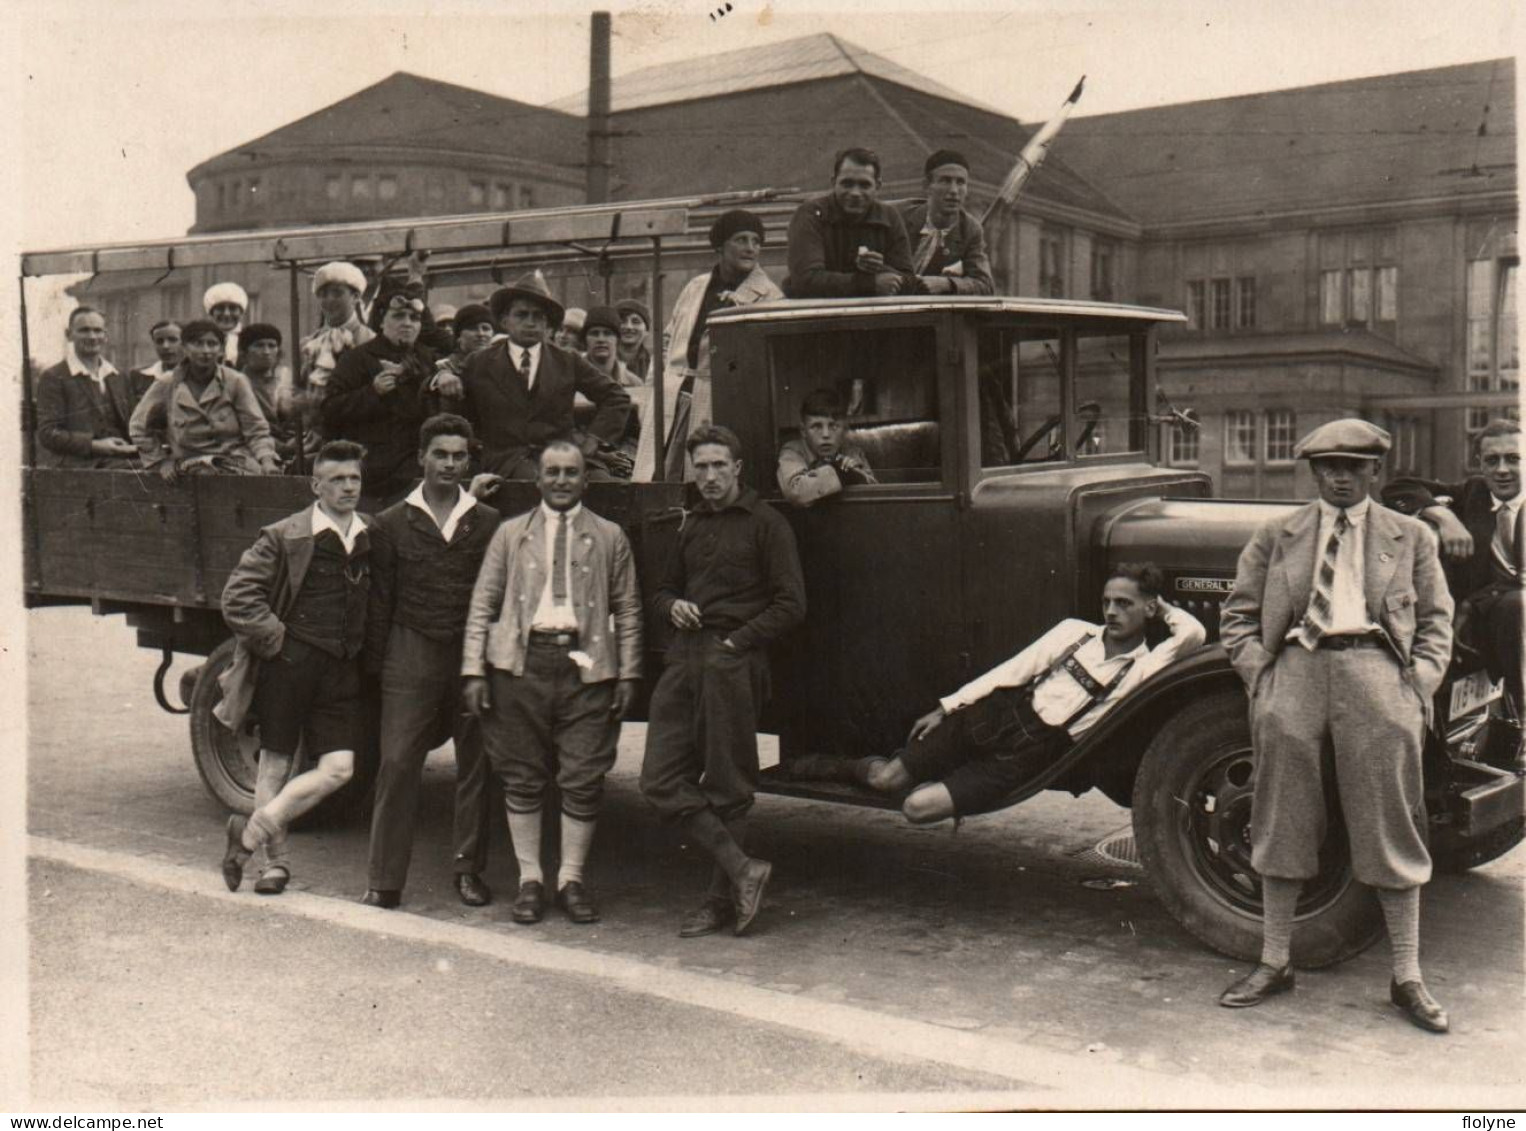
1, 0, 1521, 1114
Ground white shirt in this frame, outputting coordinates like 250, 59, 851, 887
1308, 497, 1380, 637
1491, 491, 1524, 578
531, 502, 582, 631
137, 360, 171, 381
66, 344, 118, 393
223, 328, 241, 366
311, 504, 367, 555
507, 341, 542, 390
940, 604, 1207, 738
404, 484, 475, 542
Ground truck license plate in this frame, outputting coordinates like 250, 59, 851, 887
1449, 670, 1503, 719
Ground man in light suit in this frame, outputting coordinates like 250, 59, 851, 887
1219, 419, 1454, 1032
461, 441, 643, 925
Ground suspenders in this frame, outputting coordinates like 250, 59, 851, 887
1033, 633, 1136, 731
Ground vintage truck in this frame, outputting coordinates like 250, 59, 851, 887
20, 202, 1523, 970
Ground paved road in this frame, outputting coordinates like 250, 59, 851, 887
23, 606, 1526, 1109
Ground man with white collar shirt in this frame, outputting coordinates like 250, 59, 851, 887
33, 306, 139, 468
361, 415, 502, 909
896, 149, 995, 296
134, 320, 183, 382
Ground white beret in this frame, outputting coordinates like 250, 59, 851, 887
203, 282, 249, 311
312, 261, 368, 296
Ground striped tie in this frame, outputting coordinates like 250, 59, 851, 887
1298, 510, 1351, 651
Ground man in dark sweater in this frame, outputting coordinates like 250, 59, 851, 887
640, 425, 807, 938
217, 441, 371, 893
361, 415, 503, 909
784, 146, 915, 298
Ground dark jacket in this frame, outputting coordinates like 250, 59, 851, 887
322, 335, 436, 500
652, 488, 806, 652
896, 201, 996, 295
784, 193, 914, 298
363, 496, 502, 673
1382, 474, 1521, 597
33, 361, 145, 467
453, 340, 632, 477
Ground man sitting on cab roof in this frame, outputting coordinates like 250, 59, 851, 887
784, 146, 915, 299
897, 149, 995, 296
812, 564, 1204, 824
33, 306, 140, 469
776, 388, 877, 507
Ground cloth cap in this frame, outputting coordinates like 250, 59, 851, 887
708, 209, 766, 249
1293, 418, 1392, 461
924, 149, 970, 177
433, 304, 458, 324
561, 307, 588, 331
237, 323, 282, 352
583, 306, 622, 336
202, 282, 249, 312
180, 318, 225, 344
453, 303, 493, 331
488, 270, 565, 329
311, 261, 367, 296
615, 298, 651, 328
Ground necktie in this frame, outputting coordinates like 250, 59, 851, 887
1298, 510, 1351, 650
520, 347, 534, 390
1496, 503, 1522, 578
552, 513, 568, 605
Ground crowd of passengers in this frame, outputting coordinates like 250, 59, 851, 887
32, 146, 991, 504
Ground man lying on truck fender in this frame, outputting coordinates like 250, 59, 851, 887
842, 563, 1205, 824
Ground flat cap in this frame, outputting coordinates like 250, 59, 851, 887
203, 282, 249, 312
312, 261, 367, 296
1293, 418, 1391, 461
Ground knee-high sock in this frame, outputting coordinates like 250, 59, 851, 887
1260, 877, 1301, 968
559, 813, 596, 889
506, 808, 544, 885
1376, 886, 1423, 984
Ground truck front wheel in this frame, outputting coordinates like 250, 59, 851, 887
1132, 690, 1383, 968
188, 639, 378, 824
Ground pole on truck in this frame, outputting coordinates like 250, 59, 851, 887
650, 235, 666, 480
286, 262, 306, 475
18, 274, 37, 469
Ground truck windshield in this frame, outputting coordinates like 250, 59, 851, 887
769, 325, 941, 484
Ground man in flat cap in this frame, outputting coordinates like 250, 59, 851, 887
897, 150, 995, 296
204, 281, 249, 367
784, 146, 915, 299
639, 209, 783, 482
446, 271, 631, 481
1219, 418, 1454, 1032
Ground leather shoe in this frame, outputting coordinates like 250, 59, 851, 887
511, 881, 547, 924
1218, 963, 1295, 1008
361, 889, 401, 909
556, 881, 601, 924
1390, 979, 1449, 1033
678, 897, 735, 938
254, 866, 290, 896
455, 873, 491, 907
221, 815, 252, 892
732, 857, 773, 936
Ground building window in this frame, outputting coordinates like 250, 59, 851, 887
1265, 410, 1297, 463
247, 176, 262, 207
518, 184, 535, 209
1376, 265, 1398, 322
216, 183, 226, 212
1320, 269, 1344, 324
1090, 239, 1116, 301
1039, 228, 1065, 298
1168, 419, 1199, 466
350, 175, 372, 200
469, 180, 487, 207
491, 182, 509, 209
325, 175, 343, 201
377, 175, 398, 201
1466, 257, 1521, 451
1209, 278, 1232, 330
1320, 229, 1398, 330
1235, 277, 1256, 329
1185, 280, 1205, 329
1387, 415, 1421, 474
1225, 411, 1257, 464
1349, 268, 1372, 324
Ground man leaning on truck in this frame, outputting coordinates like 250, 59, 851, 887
216, 440, 373, 895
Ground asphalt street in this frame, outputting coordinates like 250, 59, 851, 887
22, 605, 1526, 1109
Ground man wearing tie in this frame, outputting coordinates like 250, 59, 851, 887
1219, 419, 1454, 1032
1382, 418, 1523, 760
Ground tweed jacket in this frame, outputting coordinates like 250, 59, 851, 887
454, 341, 632, 476
1382, 474, 1521, 599
895, 201, 996, 295
1220, 499, 1453, 702
461, 503, 642, 685
33, 360, 144, 467
215, 504, 373, 730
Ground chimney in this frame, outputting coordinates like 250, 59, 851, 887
586, 11, 612, 203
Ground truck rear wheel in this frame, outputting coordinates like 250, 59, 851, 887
1132, 690, 1383, 968
188, 639, 378, 824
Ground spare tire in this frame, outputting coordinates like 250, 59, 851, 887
1132, 689, 1383, 968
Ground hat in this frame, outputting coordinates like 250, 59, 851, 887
561, 307, 588, 331
433, 304, 458, 324
615, 298, 651, 328
708, 209, 766, 249
180, 318, 225, 344
924, 149, 970, 177
311, 261, 367, 296
1293, 418, 1391, 461
453, 303, 493, 331
583, 306, 622, 336
203, 282, 249, 312
237, 323, 282, 353
489, 270, 565, 329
